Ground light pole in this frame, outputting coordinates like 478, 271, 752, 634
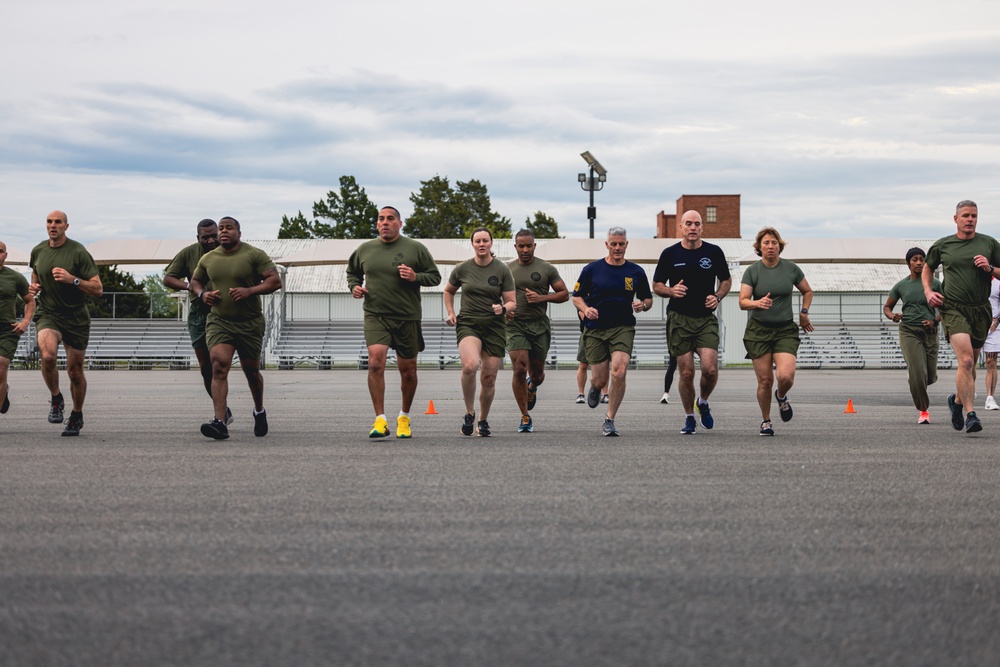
578, 151, 607, 239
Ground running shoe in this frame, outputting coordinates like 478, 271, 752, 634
369, 415, 390, 438
759, 420, 774, 436
61, 411, 83, 437
254, 410, 268, 437
947, 394, 964, 431
461, 412, 475, 436
396, 415, 412, 439
224, 406, 234, 425
917, 411, 930, 424
587, 386, 600, 408
1, 387, 9, 414
697, 400, 714, 429
575, 394, 586, 404
775, 391, 793, 422
986, 396, 999, 411
601, 393, 609, 404
659, 392, 669, 404
965, 411, 983, 434
526, 377, 537, 411
680, 415, 696, 435
602, 418, 619, 437
518, 414, 533, 433
48, 393, 64, 424
477, 419, 491, 437
201, 418, 229, 440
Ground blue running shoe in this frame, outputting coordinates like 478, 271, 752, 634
697, 400, 714, 429
526, 377, 537, 411
681, 415, 697, 435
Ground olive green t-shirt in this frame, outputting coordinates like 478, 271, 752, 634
165, 242, 214, 316
741, 259, 806, 325
506, 258, 563, 321
0, 267, 29, 324
193, 243, 277, 321
29, 238, 99, 313
889, 276, 941, 326
346, 236, 441, 321
925, 233, 1000, 305
448, 258, 515, 319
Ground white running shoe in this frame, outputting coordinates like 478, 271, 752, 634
659, 392, 670, 404
985, 396, 999, 410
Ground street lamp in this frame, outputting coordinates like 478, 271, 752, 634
578, 151, 607, 239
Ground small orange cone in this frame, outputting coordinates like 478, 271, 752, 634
844, 399, 856, 414
424, 400, 438, 415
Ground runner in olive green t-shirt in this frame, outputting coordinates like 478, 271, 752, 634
444, 227, 516, 438
163, 219, 222, 406
504, 229, 568, 433
190, 217, 282, 441
923, 200, 1000, 434
739, 227, 814, 437
346, 206, 442, 439
29, 210, 103, 436
884, 247, 941, 423
0, 241, 36, 417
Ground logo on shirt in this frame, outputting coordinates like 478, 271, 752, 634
488, 276, 500, 286
624, 277, 634, 291
531, 272, 541, 282
700, 258, 713, 269
392, 252, 405, 268
573, 281, 581, 292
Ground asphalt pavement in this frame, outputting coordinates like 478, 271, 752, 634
1, 368, 999, 666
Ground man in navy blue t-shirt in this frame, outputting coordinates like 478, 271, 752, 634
572, 227, 653, 437
653, 210, 732, 435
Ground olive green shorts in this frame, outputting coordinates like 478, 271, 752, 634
940, 301, 992, 350
583, 325, 635, 365
743, 318, 800, 359
364, 315, 425, 359
0, 327, 20, 360
576, 331, 588, 364
35, 306, 91, 350
667, 311, 720, 357
506, 317, 551, 361
456, 316, 507, 359
188, 308, 208, 350
206, 313, 264, 361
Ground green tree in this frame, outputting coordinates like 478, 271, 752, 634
524, 211, 561, 238
143, 271, 178, 318
278, 175, 379, 239
88, 265, 150, 319
406, 175, 511, 239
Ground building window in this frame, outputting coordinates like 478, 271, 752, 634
706, 206, 717, 223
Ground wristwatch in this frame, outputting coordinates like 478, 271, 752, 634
73, 278, 81, 286
800, 308, 809, 314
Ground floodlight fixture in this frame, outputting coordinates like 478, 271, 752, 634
578, 151, 608, 238
580, 151, 608, 177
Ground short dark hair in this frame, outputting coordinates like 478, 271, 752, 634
515, 229, 534, 241
219, 216, 241, 230
905, 247, 925, 263
197, 218, 217, 230
379, 206, 402, 220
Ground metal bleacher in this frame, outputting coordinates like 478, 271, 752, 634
797, 322, 957, 370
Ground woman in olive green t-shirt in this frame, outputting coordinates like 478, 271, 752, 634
739, 227, 814, 436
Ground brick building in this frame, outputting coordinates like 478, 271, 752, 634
656, 194, 741, 238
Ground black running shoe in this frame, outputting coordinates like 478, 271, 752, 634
225, 406, 234, 426
48, 393, 64, 424
759, 420, 774, 436
477, 419, 491, 437
253, 410, 268, 437
201, 419, 229, 440
965, 411, 983, 434
947, 394, 964, 431
1, 387, 9, 414
461, 412, 475, 436
527, 377, 537, 411
61, 411, 83, 437
587, 385, 601, 408
775, 391, 793, 422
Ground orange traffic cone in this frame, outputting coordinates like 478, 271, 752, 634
424, 400, 438, 415
844, 399, 856, 414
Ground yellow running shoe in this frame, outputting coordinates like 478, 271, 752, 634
396, 415, 412, 439
369, 415, 390, 438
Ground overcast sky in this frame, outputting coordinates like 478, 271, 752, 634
2, 0, 999, 252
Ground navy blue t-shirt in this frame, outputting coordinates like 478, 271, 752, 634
573, 259, 652, 329
652, 241, 730, 317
